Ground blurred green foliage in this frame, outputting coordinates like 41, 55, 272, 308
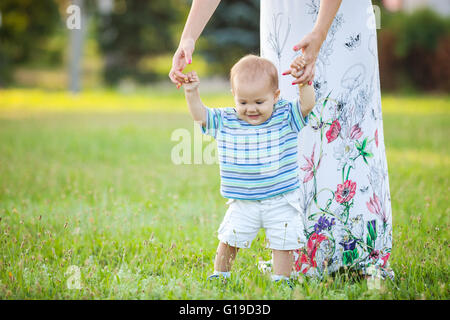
384, 9, 450, 57
200, 0, 259, 75
0, 0, 448, 92
94, 0, 260, 83
378, 7, 450, 92
95, 0, 185, 84
0, 0, 61, 85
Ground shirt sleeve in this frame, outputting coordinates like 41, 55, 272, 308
198, 107, 223, 139
288, 98, 309, 133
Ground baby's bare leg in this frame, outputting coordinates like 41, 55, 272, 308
272, 249, 294, 277
214, 242, 239, 272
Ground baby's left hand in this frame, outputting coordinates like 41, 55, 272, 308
282, 55, 306, 78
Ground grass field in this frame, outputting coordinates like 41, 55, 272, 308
0, 89, 448, 299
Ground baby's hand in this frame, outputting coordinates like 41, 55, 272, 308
181, 71, 200, 91
282, 55, 306, 78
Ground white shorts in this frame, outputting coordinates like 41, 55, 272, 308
217, 188, 305, 250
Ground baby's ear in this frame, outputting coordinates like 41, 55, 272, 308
274, 89, 281, 100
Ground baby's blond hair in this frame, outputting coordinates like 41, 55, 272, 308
230, 54, 279, 92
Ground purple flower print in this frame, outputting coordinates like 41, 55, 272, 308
339, 238, 358, 251
367, 219, 377, 235
314, 215, 336, 234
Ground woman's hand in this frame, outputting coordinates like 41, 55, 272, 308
169, 38, 196, 89
282, 30, 326, 86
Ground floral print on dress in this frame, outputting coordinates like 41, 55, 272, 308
260, 0, 394, 280
292, 92, 393, 279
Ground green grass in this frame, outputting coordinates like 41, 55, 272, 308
0, 89, 448, 299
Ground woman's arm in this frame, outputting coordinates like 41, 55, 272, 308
169, 0, 221, 86
290, 0, 343, 85
312, 0, 343, 42
180, 0, 221, 43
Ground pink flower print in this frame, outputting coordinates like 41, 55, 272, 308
381, 252, 390, 268
335, 180, 357, 204
295, 232, 328, 274
326, 120, 341, 143
300, 143, 322, 183
366, 192, 387, 224
369, 249, 380, 261
350, 124, 363, 140
375, 129, 379, 147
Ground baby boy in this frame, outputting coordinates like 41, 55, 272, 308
182, 54, 315, 286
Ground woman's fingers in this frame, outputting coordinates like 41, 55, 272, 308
173, 70, 187, 80
303, 69, 315, 86
169, 51, 188, 86
171, 72, 188, 90
291, 32, 321, 85
309, 70, 315, 85
184, 49, 193, 65
170, 69, 187, 83
169, 40, 195, 87
168, 69, 178, 84
293, 37, 309, 52
171, 71, 188, 89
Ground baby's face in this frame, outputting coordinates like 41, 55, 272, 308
232, 78, 280, 125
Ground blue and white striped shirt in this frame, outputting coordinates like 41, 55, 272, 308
200, 98, 308, 200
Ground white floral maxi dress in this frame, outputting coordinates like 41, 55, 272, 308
260, 0, 394, 279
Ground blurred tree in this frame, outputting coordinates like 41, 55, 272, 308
96, 0, 183, 84
200, 0, 260, 76
378, 8, 450, 92
0, 0, 60, 86
394, 9, 450, 91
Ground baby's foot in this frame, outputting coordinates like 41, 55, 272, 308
206, 271, 230, 283
271, 274, 294, 289
273, 278, 294, 290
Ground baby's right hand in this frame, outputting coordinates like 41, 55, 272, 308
182, 71, 200, 91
